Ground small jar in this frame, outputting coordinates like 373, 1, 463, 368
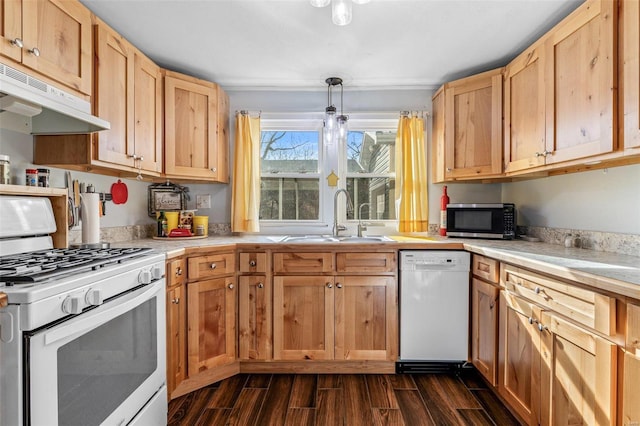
0, 155, 10, 185
25, 168, 38, 186
37, 168, 50, 188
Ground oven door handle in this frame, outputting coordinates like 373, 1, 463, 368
44, 282, 163, 346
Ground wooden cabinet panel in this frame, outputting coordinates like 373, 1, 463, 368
166, 283, 186, 397
472, 254, 499, 283
336, 252, 396, 274
273, 275, 334, 360
238, 275, 271, 360
627, 302, 640, 353
444, 68, 503, 179
544, 0, 616, 164
187, 277, 236, 374
471, 278, 499, 386
0, 0, 22, 62
502, 264, 615, 335
622, 0, 640, 150
540, 311, 616, 426
167, 257, 186, 288
622, 350, 640, 425
133, 51, 163, 173
431, 87, 446, 183
188, 252, 235, 281
273, 252, 334, 274
21, 0, 91, 94
238, 252, 267, 274
334, 275, 397, 361
498, 291, 542, 425
504, 43, 547, 173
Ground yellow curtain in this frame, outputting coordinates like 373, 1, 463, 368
231, 113, 261, 232
395, 115, 429, 232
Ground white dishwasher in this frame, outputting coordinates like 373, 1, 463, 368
397, 250, 470, 372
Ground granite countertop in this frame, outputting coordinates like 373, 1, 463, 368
113, 235, 640, 300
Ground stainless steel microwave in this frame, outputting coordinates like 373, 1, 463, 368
446, 203, 516, 240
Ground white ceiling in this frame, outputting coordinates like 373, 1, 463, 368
79, 0, 583, 91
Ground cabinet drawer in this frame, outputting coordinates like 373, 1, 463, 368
238, 252, 267, 273
188, 252, 235, 280
472, 254, 499, 283
273, 252, 333, 274
166, 258, 186, 288
336, 252, 396, 273
501, 264, 616, 336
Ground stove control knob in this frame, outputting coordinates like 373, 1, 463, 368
85, 289, 103, 306
139, 270, 152, 285
62, 297, 82, 315
151, 265, 163, 280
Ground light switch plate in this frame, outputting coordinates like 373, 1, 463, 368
196, 194, 211, 209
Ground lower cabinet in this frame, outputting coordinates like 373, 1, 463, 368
471, 277, 499, 386
238, 275, 272, 360
166, 258, 186, 398
622, 302, 640, 424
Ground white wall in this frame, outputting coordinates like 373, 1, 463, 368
502, 164, 640, 234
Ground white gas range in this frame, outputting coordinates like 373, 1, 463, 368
0, 195, 167, 426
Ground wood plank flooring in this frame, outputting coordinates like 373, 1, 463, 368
168, 369, 522, 426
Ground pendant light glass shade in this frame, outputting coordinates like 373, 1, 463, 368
323, 77, 348, 146
332, 0, 352, 26
337, 115, 348, 142
310, 0, 331, 7
351, 0, 370, 4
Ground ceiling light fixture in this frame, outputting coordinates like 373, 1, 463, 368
310, 0, 370, 26
323, 77, 348, 145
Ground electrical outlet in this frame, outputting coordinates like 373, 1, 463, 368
196, 194, 211, 209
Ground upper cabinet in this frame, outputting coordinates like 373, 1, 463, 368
543, 0, 616, 165
432, 68, 503, 182
164, 70, 229, 183
622, 0, 640, 151
0, 0, 92, 95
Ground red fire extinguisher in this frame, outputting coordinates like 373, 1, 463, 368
439, 186, 449, 236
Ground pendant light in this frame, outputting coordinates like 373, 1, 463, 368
324, 77, 348, 145
310, 0, 369, 26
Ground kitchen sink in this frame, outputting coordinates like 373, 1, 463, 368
336, 236, 393, 242
278, 235, 392, 243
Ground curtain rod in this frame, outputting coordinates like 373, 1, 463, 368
236, 110, 262, 116
400, 110, 429, 118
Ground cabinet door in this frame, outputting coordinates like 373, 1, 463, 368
471, 278, 499, 386
187, 277, 236, 375
444, 69, 503, 179
539, 312, 616, 426
431, 87, 446, 183
94, 24, 135, 168
166, 283, 186, 397
622, 302, 640, 424
498, 291, 542, 425
334, 275, 397, 361
273, 275, 334, 360
504, 43, 547, 173
0, 0, 22, 62
134, 52, 163, 173
164, 74, 220, 180
544, 0, 616, 164
21, 0, 92, 94
238, 275, 272, 360
622, 0, 640, 150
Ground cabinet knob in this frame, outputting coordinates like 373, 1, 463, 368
175, 267, 183, 276
446, 167, 452, 172
10, 38, 23, 48
249, 260, 257, 267
228, 283, 234, 290
211, 167, 217, 173
538, 323, 547, 332
327, 283, 333, 288
257, 282, 264, 289
171, 298, 180, 304
336, 283, 343, 289
528, 317, 534, 325
28, 47, 40, 57
211, 263, 217, 269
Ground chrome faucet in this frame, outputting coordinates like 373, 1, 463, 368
357, 203, 370, 237
332, 189, 353, 237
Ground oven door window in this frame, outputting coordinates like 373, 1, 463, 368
26, 283, 165, 426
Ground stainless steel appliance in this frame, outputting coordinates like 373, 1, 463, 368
0, 196, 166, 426
446, 203, 516, 240
397, 250, 470, 373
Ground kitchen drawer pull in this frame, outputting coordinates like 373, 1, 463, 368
249, 260, 257, 267
538, 323, 548, 332
171, 298, 180, 304
528, 317, 535, 325
327, 283, 333, 289
257, 282, 264, 289
336, 283, 343, 289
210, 263, 217, 269
175, 267, 183, 276
28, 47, 40, 57
10, 38, 23, 48
534, 287, 541, 294
228, 283, 234, 290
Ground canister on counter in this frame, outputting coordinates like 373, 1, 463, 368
25, 169, 38, 186
0, 155, 9, 184
37, 168, 50, 187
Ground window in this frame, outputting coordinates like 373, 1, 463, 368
259, 115, 397, 232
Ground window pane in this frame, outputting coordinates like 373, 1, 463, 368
260, 131, 319, 173
347, 177, 396, 220
347, 131, 396, 173
260, 178, 319, 220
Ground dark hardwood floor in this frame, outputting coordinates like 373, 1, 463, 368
167, 369, 522, 425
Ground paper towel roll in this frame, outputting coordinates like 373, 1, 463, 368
81, 193, 101, 244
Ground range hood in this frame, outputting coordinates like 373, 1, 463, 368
0, 62, 110, 135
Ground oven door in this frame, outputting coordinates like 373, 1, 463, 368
25, 280, 166, 426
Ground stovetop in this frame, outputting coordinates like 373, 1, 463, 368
0, 247, 154, 284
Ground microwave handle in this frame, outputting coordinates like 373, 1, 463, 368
43, 281, 164, 346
